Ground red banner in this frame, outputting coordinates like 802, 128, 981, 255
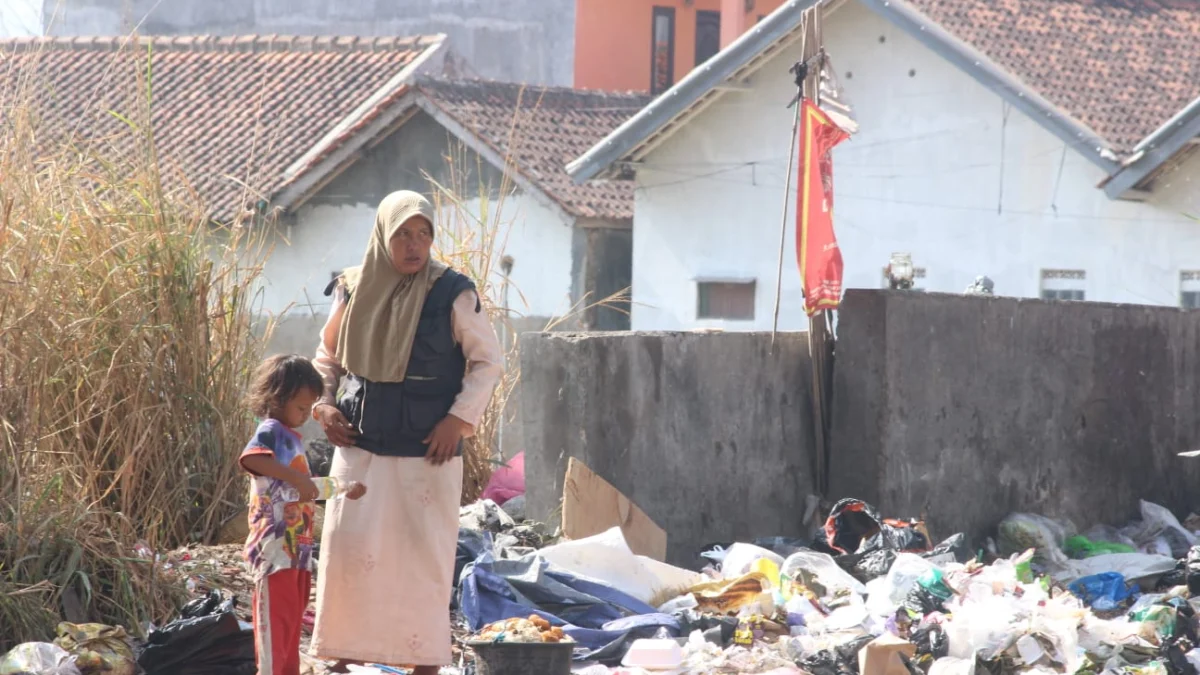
797, 100, 849, 315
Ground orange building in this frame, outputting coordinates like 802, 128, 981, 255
575, 0, 787, 93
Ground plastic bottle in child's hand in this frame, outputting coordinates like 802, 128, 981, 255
282, 477, 358, 502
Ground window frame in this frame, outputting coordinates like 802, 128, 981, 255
650, 6, 677, 96
1181, 271, 1200, 309
696, 279, 757, 321
1039, 269, 1086, 302
694, 10, 721, 68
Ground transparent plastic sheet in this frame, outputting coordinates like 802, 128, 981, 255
0, 643, 81, 675
781, 550, 868, 600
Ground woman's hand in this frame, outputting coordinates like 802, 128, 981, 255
345, 481, 368, 500
424, 415, 468, 465
315, 403, 359, 447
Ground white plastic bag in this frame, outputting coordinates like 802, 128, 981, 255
0, 643, 81, 675
1053, 552, 1177, 584
929, 657, 976, 675
885, 553, 936, 605
538, 527, 702, 604
781, 550, 867, 599
720, 543, 785, 580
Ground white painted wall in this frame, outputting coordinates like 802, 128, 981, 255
630, 0, 1200, 331
258, 190, 575, 323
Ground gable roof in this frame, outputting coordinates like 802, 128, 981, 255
0, 34, 448, 221
277, 77, 651, 221
567, 0, 1200, 200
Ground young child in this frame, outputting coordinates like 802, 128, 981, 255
241, 354, 366, 675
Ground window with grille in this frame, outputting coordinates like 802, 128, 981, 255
1040, 269, 1086, 301
1182, 271, 1200, 309
650, 7, 676, 95
697, 280, 756, 320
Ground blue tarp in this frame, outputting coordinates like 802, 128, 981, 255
458, 533, 679, 662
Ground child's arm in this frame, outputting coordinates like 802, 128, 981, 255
241, 454, 319, 502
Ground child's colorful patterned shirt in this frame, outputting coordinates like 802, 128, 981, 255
240, 419, 316, 580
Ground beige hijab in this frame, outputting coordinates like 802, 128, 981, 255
336, 191, 447, 383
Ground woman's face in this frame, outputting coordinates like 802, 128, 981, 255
388, 216, 433, 275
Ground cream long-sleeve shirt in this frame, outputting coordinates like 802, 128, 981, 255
313, 289, 504, 432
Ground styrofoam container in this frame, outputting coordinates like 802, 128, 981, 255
621, 638, 683, 670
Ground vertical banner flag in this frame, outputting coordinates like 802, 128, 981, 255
797, 99, 849, 315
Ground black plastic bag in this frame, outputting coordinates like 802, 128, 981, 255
911, 622, 949, 658
825, 498, 930, 556
838, 548, 897, 583
138, 592, 255, 675
924, 534, 973, 564
903, 583, 946, 616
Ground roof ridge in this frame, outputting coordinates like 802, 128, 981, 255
0, 34, 445, 53
414, 75, 653, 101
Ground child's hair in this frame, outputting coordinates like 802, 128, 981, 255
245, 354, 325, 418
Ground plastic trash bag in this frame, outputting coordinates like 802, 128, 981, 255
825, 498, 930, 556
781, 550, 868, 599
480, 452, 524, 507
1065, 535, 1136, 559
1055, 552, 1178, 584
720, 543, 785, 581
928, 656, 975, 675
0, 643, 81, 675
1068, 572, 1138, 611
53, 623, 135, 675
137, 591, 255, 675
996, 513, 1074, 569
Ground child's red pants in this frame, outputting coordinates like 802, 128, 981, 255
253, 569, 312, 675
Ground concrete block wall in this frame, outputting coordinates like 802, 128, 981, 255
521, 331, 819, 567
830, 290, 1200, 543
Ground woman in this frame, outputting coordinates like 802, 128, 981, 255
309, 190, 503, 674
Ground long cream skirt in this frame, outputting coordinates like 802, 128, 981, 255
311, 447, 463, 666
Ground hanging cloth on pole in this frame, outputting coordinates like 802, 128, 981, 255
796, 100, 849, 315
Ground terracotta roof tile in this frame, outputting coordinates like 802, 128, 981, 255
904, 0, 1200, 153
0, 35, 444, 221
414, 78, 651, 220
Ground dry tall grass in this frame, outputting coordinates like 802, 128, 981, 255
428, 132, 630, 503
0, 49, 268, 646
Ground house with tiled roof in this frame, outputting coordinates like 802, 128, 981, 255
276, 76, 651, 334
1, 34, 647, 343
568, 0, 1200, 331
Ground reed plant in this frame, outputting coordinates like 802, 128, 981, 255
0, 43, 268, 646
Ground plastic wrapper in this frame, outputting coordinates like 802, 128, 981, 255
53, 623, 134, 675
0, 644, 81, 675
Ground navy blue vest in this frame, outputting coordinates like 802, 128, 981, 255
324, 269, 479, 458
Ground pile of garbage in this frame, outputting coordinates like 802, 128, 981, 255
456, 497, 1200, 675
